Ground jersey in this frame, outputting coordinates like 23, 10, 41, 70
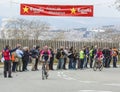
41, 50, 51, 61
96, 51, 103, 61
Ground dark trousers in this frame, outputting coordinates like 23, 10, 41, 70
85, 57, 89, 68
90, 56, 93, 68
49, 58, 54, 70
22, 60, 28, 71
104, 57, 110, 68
108, 57, 112, 67
57, 58, 64, 69
84, 57, 89, 68
63, 57, 67, 69
80, 59, 84, 69
12, 62, 18, 72
25, 60, 29, 70
113, 56, 117, 67
4, 60, 12, 77
78, 59, 81, 69
69, 58, 74, 69
35, 58, 39, 70
72, 60, 77, 69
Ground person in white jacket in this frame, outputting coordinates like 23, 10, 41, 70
16, 46, 23, 72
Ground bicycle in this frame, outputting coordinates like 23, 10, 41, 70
42, 61, 48, 80
93, 58, 103, 71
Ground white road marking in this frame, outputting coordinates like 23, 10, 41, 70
104, 83, 120, 86
79, 81, 98, 84
79, 90, 112, 92
62, 74, 67, 77
64, 77, 76, 80
57, 74, 61, 77
61, 72, 63, 74
57, 72, 62, 77
57, 72, 99, 81
79, 90, 94, 92
57, 71, 76, 80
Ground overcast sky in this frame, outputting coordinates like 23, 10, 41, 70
0, 0, 120, 29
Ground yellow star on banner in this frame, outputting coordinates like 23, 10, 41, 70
23, 6, 29, 13
71, 8, 76, 14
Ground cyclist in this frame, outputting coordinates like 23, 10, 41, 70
40, 46, 51, 77
95, 48, 103, 64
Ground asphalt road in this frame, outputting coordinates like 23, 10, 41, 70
0, 66, 120, 92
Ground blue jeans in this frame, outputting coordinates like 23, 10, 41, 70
72, 60, 77, 69
113, 56, 117, 67
90, 56, 93, 68
83, 57, 87, 68
80, 59, 84, 69
57, 58, 64, 69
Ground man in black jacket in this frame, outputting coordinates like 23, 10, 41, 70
102, 47, 111, 68
30, 45, 39, 71
22, 47, 30, 71
49, 47, 54, 70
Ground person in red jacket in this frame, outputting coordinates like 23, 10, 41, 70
2, 44, 20, 78
95, 48, 103, 64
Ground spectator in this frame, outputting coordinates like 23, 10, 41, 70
11, 52, 18, 72
30, 45, 39, 71
16, 46, 23, 72
84, 47, 89, 68
63, 47, 69, 70
35, 46, 40, 71
73, 49, 78, 70
102, 47, 111, 68
79, 48, 85, 69
57, 47, 65, 70
89, 46, 94, 68
68, 46, 74, 69
49, 47, 54, 70
112, 47, 118, 68
22, 47, 30, 71
2, 44, 20, 78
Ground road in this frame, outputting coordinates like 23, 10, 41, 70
0, 66, 120, 92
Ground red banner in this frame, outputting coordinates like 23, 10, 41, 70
20, 4, 93, 17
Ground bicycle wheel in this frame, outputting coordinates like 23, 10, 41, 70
93, 62, 97, 71
99, 63, 103, 71
42, 64, 46, 80
45, 71, 48, 79
42, 70, 45, 80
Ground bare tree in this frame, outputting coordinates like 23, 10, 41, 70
0, 30, 5, 38
114, 0, 120, 11
29, 19, 50, 40
52, 31, 65, 40
1, 18, 50, 39
1, 18, 19, 39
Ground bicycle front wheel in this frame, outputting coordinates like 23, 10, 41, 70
42, 70, 45, 80
99, 63, 103, 71
93, 62, 97, 71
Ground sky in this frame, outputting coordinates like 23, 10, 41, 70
0, 0, 120, 29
